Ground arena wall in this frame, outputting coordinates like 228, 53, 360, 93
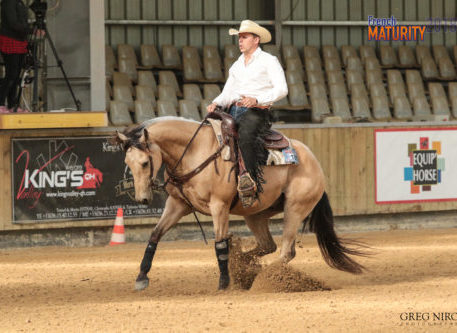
1, 122, 456, 233
2, 0, 457, 243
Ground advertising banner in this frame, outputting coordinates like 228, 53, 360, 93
12, 136, 167, 223
375, 128, 457, 204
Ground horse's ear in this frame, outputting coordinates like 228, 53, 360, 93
139, 128, 149, 144
112, 131, 129, 148
116, 131, 128, 142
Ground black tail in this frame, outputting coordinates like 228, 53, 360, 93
307, 192, 367, 274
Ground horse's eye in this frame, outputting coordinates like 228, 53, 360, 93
141, 161, 148, 168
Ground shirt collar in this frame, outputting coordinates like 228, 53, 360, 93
240, 46, 262, 65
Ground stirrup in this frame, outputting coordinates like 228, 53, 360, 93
237, 174, 257, 208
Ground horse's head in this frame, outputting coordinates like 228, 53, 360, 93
115, 128, 162, 204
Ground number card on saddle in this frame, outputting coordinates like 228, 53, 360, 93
206, 111, 299, 166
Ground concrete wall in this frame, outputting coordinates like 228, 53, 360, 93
46, 0, 105, 111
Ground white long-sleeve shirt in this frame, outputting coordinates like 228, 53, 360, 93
212, 47, 288, 107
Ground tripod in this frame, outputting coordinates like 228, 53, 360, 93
16, 13, 81, 112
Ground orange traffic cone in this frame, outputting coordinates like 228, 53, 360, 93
109, 208, 126, 245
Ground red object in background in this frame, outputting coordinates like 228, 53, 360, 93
0, 35, 28, 54
420, 137, 429, 149
77, 157, 104, 189
109, 208, 125, 245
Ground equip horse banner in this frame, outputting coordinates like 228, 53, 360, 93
12, 136, 167, 223
375, 128, 457, 204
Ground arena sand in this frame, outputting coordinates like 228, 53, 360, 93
1, 228, 457, 332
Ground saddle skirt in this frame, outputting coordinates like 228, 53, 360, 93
206, 118, 299, 166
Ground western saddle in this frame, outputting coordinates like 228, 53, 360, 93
206, 110, 289, 207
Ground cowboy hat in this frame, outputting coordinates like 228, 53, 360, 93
229, 20, 271, 43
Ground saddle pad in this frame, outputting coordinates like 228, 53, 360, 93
207, 118, 299, 166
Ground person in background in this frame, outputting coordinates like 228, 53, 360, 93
0, 0, 32, 113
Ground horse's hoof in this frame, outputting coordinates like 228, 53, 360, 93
218, 275, 230, 290
135, 278, 149, 291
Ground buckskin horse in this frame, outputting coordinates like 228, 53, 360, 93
115, 115, 366, 291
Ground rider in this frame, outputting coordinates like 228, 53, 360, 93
207, 20, 288, 207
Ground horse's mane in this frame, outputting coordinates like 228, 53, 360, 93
113, 116, 200, 150
143, 116, 200, 126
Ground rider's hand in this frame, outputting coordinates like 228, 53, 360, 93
240, 96, 257, 108
206, 102, 217, 113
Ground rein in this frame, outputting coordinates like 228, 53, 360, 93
151, 112, 224, 245
162, 112, 216, 187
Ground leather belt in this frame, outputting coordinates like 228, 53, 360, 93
235, 101, 270, 110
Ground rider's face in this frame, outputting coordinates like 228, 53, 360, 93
238, 33, 259, 54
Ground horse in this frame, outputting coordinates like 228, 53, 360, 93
115, 116, 366, 291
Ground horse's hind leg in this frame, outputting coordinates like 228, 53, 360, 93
280, 194, 321, 263
244, 212, 277, 256
135, 196, 191, 291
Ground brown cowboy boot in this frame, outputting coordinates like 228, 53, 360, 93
237, 146, 257, 207
237, 172, 257, 207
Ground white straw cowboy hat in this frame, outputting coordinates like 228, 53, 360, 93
229, 20, 272, 43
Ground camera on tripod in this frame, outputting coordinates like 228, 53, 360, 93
30, 0, 48, 28
18, 0, 81, 112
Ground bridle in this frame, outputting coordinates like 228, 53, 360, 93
139, 112, 227, 244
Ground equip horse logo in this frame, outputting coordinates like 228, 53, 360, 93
403, 137, 445, 194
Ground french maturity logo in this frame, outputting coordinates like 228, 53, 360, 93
368, 15, 426, 41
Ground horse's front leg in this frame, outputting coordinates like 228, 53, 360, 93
210, 200, 231, 290
135, 196, 191, 291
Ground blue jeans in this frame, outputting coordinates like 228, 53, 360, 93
229, 104, 248, 122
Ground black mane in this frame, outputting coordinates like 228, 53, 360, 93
113, 117, 199, 151
113, 123, 147, 151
